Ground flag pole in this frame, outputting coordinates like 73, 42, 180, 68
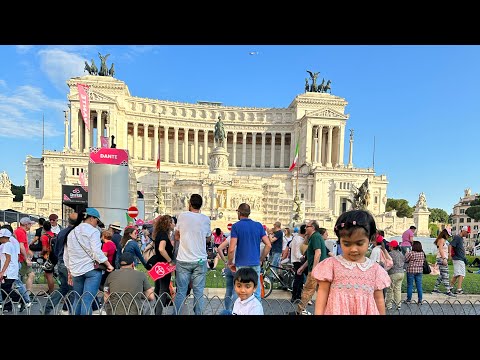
156, 115, 165, 216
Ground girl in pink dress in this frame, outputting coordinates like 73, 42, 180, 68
312, 210, 391, 315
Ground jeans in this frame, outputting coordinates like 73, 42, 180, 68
232, 265, 262, 302
173, 260, 207, 315
16, 262, 31, 304
223, 266, 234, 311
271, 252, 282, 269
406, 272, 423, 302
45, 262, 74, 314
72, 268, 103, 315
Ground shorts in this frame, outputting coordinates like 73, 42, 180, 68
19, 264, 33, 277
453, 259, 466, 277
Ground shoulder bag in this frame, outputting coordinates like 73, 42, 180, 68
74, 229, 108, 271
422, 252, 431, 275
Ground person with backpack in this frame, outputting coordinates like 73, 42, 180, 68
40, 221, 57, 296
43, 213, 77, 315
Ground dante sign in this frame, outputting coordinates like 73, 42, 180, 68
89, 148, 129, 166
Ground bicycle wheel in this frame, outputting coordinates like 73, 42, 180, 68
263, 274, 273, 298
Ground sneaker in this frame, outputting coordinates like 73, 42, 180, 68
403, 300, 412, 304
60, 310, 69, 315
455, 289, 465, 295
431, 289, 441, 294
307, 300, 313, 306
445, 291, 457, 297
468, 269, 474, 273
396, 305, 402, 310
301, 310, 312, 315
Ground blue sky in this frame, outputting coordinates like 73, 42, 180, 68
0, 45, 477, 214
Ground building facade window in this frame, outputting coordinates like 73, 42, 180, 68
460, 218, 464, 223
35, 180, 39, 188
460, 209, 465, 214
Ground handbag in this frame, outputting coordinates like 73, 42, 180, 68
380, 250, 394, 271
29, 241, 43, 252
42, 258, 55, 271
422, 252, 431, 274
74, 229, 107, 272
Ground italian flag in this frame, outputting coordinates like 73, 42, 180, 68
289, 141, 299, 171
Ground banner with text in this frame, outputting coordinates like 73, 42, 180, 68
89, 147, 129, 166
77, 83, 90, 131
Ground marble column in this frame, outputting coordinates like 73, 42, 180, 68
317, 126, 323, 166
203, 130, 209, 166
270, 132, 276, 168
251, 132, 257, 168
326, 125, 333, 167
183, 128, 189, 164
143, 123, 148, 160
174, 127, 179, 163
133, 123, 138, 159
242, 132, 247, 168
194, 129, 199, 165
280, 132, 285, 168
64, 112, 69, 151
338, 125, 345, 166
314, 127, 319, 163
261, 133, 266, 168
163, 126, 169, 164
96, 110, 102, 148
232, 131, 237, 167
154, 124, 159, 162
84, 113, 91, 153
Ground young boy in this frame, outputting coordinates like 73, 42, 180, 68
232, 267, 264, 315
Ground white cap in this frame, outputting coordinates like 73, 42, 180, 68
0, 228, 12, 238
461, 225, 469, 232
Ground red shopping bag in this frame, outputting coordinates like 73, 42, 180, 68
147, 262, 176, 281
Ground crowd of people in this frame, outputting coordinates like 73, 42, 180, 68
0, 196, 471, 315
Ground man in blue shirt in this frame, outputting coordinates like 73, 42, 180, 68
228, 203, 271, 301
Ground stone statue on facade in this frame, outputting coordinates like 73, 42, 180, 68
0, 171, 11, 191
416, 192, 428, 211
348, 178, 369, 210
85, 59, 98, 75
317, 78, 325, 92
304, 78, 309, 92
109, 63, 115, 77
349, 129, 354, 140
306, 70, 320, 92
214, 116, 226, 147
98, 53, 110, 76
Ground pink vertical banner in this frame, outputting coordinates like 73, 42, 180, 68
77, 83, 90, 131
100, 136, 109, 148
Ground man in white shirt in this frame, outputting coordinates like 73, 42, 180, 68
0, 228, 21, 312
173, 194, 211, 315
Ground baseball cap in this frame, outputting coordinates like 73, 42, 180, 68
19, 217, 35, 225
49, 213, 59, 221
293, 227, 299, 233
85, 207, 101, 220
376, 234, 384, 243
461, 225, 470, 233
119, 252, 134, 266
389, 240, 398, 248
0, 228, 12, 238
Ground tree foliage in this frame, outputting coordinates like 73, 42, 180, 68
429, 208, 449, 223
429, 223, 439, 238
386, 198, 414, 218
11, 184, 24, 202
466, 198, 480, 221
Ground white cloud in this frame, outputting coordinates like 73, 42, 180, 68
16, 45, 34, 54
38, 49, 86, 92
0, 80, 6, 89
0, 85, 64, 138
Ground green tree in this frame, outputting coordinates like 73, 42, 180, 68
429, 208, 449, 223
11, 184, 24, 202
429, 223, 439, 238
466, 198, 480, 221
386, 198, 414, 218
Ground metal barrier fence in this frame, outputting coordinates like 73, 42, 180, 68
2, 288, 480, 315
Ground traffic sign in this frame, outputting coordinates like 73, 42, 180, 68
127, 206, 139, 218
227, 223, 232, 231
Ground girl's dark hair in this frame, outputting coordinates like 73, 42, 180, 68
215, 228, 222, 236
43, 221, 52, 232
434, 228, 449, 246
412, 240, 423, 252
233, 267, 258, 287
121, 227, 137, 248
334, 210, 377, 242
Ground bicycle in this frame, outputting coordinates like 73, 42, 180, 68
261, 259, 295, 298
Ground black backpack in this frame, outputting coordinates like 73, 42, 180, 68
46, 233, 58, 265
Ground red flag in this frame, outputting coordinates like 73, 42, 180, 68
100, 136, 109, 148
77, 84, 90, 130
148, 262, 176, 281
